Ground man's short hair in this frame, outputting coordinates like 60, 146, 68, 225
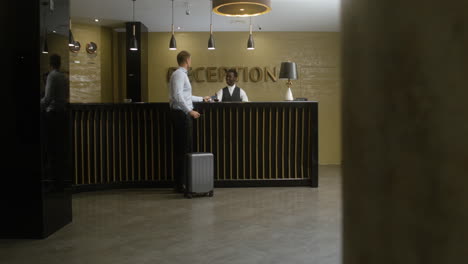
226, 68, 238, 78
49, 54, 61, 69
177, 51, 191, 65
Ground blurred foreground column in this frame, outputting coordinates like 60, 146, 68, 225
342, 0, 468, 263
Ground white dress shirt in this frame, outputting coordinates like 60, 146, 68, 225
169, 67, 203, 113
215, 84, 249, 102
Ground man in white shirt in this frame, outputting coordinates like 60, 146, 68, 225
215, 69, 249, 102
40, 54, 70, 184
169, 50, 210, 193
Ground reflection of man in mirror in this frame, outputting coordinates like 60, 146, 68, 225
41, 54, 69, 112
40, 54, 70, 183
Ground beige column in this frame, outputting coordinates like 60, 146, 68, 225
342, 0, 468, 263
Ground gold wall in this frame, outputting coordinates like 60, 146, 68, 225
148, 32, 341, 165
69, 23, 113, 102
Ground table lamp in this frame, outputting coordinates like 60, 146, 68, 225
279, 62, 298, 101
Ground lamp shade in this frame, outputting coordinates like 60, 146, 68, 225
208, 34, 215, 50
68, 29, 75, 47
130, 36, 138, 51
247, 34, 255, 50
279, 62, 298, 80
169, 34, 177, 50
42, 36, 49, 54
213, 0, 271, 17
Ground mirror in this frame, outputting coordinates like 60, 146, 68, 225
69, 41, 81, 53
86, 42, 97, 54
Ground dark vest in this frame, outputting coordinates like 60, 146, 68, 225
222, 87, 242, 102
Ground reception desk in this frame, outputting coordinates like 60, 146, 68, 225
70, 102, 318, 191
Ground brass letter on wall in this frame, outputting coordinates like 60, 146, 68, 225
249, 67, 263, 83
242, 67, 249, 82
206, 67, 217, 82
265, 67, 277, 82
218, 67, 228, 82
193, 67, 205, 82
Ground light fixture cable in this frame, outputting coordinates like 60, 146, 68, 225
172, 0, 174, 35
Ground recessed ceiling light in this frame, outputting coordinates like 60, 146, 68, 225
52, 30, 57, 33
94, 18, 99, 22
240, 8, 245, 11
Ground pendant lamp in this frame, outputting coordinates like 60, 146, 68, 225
247, 17, 254, 50
208, 0, 215, 50
69, 19, 75, 47
129, 0, 138, 51
169, 0, 177, 50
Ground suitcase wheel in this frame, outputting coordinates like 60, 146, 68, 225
185, 193, 193, 199
208, 190, 214, 197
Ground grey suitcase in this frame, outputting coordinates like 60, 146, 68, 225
185, 153, 214, 198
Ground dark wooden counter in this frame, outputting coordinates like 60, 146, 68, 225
70, 102, 318, 191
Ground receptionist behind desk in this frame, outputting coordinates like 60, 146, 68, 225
215, 69, 249, 102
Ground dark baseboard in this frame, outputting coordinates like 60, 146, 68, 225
72, 179, 316, 193
72, 181, 175, 193
215, 179, 315, 188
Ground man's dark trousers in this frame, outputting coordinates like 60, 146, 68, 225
170, 109, 194, 192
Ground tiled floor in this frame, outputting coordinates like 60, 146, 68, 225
0, 165, 341, 264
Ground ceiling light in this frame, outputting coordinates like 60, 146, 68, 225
69, 19, 75, 47
94, 18, 99, 22
213, 0, 271, 17
130, 30, 138, 51
41, 12, 49, 53
129, 0, 138, 51
169, 0, 177, 50
42, 35, 49, 54
208, 0, 215, 50
247, 17, 254, 50
169, 34, 177, 50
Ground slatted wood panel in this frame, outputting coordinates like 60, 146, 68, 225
71, 102, 318, 189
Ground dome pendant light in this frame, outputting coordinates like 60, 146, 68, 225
129, 0, 138, 51
247, 17, 255, 50
169, 0, 177, 50
208, 0, 215, 50
212, 0, 271, 17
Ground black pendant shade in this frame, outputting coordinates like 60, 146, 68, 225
208, 34, 215, 50
130, 35, 138, 51
42, 37, 49, 54
169, 0, 177, 50
169, 34, 177, 50
68, 29, 75, 47
247, 34, 254, 50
